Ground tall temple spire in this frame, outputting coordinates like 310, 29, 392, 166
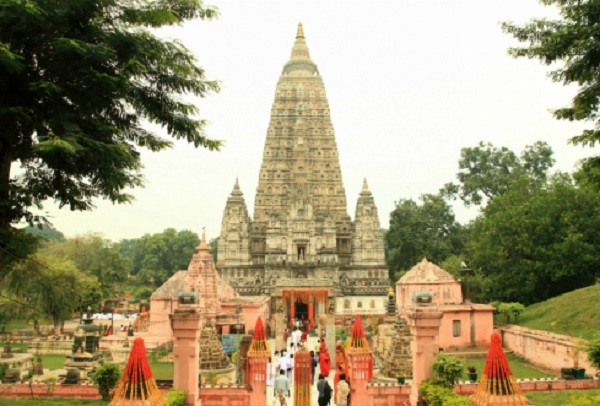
216, 24, 389, 301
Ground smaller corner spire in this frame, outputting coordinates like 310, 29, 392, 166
296, 22, 305, 39
360, 178, 372, 196
231, 177, 243, 197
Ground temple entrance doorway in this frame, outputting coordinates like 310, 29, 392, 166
294, 300, 308, 323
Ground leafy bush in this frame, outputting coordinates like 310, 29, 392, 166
164, 389, 186, 406
565, 392, 600, 406
498, 302, 525, 323
431, 354, 465, 388
587, 339, 600, 372
91, 363, 121, 401
0, 364, 7, 380
419, 380, 470, 406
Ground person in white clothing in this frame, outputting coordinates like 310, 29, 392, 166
278, 350, 288, 374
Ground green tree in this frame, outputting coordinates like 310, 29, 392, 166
431, 354, 466, 388
91, 363, 122, 401
587, 339, 600, 373
385, 194, 464, 281
43, 234, 129, 299
502, 1, 600, 189
120, 228, 199, 287
443, 141, 554, 206
209, 237, 218, 263
17, 253, 101, 331
0, 0, 220, 267
23, 224, 64, 244
467, 175, 600, 304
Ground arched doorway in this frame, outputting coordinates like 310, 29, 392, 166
294, 299, 308, 322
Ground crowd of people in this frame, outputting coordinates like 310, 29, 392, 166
267, 325, 350, 406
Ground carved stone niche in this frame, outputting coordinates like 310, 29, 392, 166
412, 291, 433, 305
178, 292, 199, 305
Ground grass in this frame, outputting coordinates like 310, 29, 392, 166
41, 355, 66, 370
149, 361, 173, 380
515, 285, 600, 340
459, 354, 555, 380
525, 389, 600, 406
0, 399, 108, 406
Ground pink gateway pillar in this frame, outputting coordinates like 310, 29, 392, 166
407, 306, 443, 406
170, 307, 202, 406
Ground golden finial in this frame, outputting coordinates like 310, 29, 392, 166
296, 22, 305, 39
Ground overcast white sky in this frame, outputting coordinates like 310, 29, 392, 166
40, 0, 592, 242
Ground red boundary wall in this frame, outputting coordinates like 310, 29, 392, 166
455, 378, 600, 395
200, 385, 252, 406
0, 378, 597, 403
365, 383, 411, 405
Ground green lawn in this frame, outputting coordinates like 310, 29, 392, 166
41, 355, 66, 370
516, 285, 600, 340
459, 354, 555, 380
525, 389, 600, 406
149, 361, 173, 380
0, 342, 28, 353
0, 399, 108, 406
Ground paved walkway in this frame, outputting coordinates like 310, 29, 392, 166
267, 335, 333, 406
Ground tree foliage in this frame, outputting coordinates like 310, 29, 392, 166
0, 0, 220, 268
91, 363, 122, 401
42, 234, 129, 298
385, 194, 464, 280
468, 175, 600, 304
13, 253, 102, 330
431, 354, 466, 388
419, 380, 470, 406
502, 1, 600, 188
587, 339, 600, 372
497, 302, 525, 323
443, 141, 554, 206
118, 228, 199, 287
23, 224, 65, 244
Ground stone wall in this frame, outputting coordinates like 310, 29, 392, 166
200, 385, 252, 406
364, 383, 410, 405
454, 377, 600, 395
28, 339, 73, 355
499, 325, 598, 374
0, 383, 104, 399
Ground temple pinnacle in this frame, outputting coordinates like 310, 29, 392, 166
231, 178, 243, 196
360, 178, 372, 196
296, 22, 305, 39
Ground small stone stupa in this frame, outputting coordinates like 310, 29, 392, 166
471, 332, 530, 405
110, 337, 166, 405
383, 316, 412, 380
199, 323, 229, 371
64, 310, 102, 380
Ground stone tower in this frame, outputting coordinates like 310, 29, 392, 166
217, 24, 388, 318
187, 229, 220, 325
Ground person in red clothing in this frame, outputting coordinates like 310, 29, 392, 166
300, 329, 308, 343
283, 328, 289, 344
319, 340, 332, 377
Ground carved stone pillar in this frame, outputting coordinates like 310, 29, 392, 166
170, 307, 202, 406
407, 306, 443, 406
